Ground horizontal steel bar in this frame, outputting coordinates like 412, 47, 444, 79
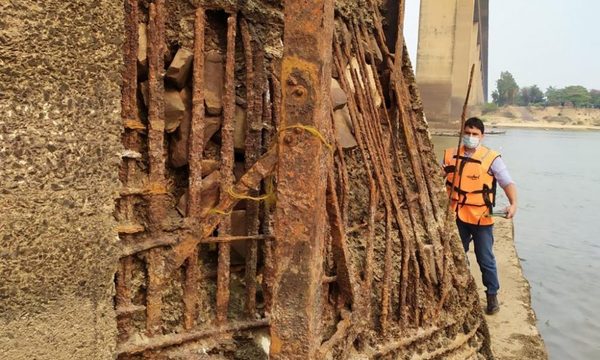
117, 318, 270, 355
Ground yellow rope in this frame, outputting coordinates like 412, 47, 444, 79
281, 124, 333, 151
208, 208, 232, 216
226, 187, 273, 202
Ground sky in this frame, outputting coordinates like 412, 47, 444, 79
404, 0, 600, 94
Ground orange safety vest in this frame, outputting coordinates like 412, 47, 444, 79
443, 145, 500, 225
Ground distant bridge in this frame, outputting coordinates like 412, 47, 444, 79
416, 0, 488, 127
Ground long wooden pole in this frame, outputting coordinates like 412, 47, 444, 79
447, 64, 476, 214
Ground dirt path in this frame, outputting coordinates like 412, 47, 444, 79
466, 218, 548, 360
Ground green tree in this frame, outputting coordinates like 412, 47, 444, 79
563, 86, 591, 107
529, 85, 545, 104
590, 89, 600, 108
516, 85, 544, 106
545, 86, 565, 106
493, 71, 519, 106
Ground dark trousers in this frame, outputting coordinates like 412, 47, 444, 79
456, 219, 500, 295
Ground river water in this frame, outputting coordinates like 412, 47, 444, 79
432, 129, 600, 360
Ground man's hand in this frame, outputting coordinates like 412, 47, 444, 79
502, 183, 518, 219
505, 203, 517, 219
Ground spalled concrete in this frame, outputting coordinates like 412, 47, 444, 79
0, 1, 123, 359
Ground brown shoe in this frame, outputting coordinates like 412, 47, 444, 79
486, 294, 500, 315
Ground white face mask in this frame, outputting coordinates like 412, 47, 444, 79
462, 135, 480, 149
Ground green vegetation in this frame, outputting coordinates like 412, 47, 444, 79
491, 71, 519, 106
481, 102, 498, 114
491, 71, 600, 108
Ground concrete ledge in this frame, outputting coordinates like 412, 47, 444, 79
467, 218, 548, 359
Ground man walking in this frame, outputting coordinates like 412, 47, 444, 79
443, 117, 517, 315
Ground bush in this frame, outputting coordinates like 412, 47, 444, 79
481, 102, 499, 114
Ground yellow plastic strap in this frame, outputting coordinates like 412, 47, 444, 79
282, 124, 333, 151
226, 187, 273, 202
208, 208, 232, 215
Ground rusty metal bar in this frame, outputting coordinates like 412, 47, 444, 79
332, 35, 379, 323
117, 318, 270, 355
116, 255, 134, 341
145, 250, 165, 335
240, 17, 260, 317
116, 304, 146, 317
261, 74, 277, 315
145, 0, 168, 337
325, 170, 357, 305
216, 13, 237, 325
181, 6, 207, 332
121, 234, 273, 257
116, 0, 139, 343
269, 0, 335, 358
170, 146, 278, 268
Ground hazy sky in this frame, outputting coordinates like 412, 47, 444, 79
404, 0, 600, 93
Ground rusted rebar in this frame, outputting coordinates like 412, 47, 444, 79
181, 6, 207, 332
270, 0, 335, 356
145, 0, 167, 336
116, 0, 139, 341
240, 17, 261, 317
332, 38, 383, 328
117, 318, 270, 355
216, 14, 237, 324
352, 21, 437, 323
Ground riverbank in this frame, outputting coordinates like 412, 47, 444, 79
467, 218, 547, 359
476, 105, 600, 131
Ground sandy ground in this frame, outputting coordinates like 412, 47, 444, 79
475, 105, 600, 131
466, 218, 548, 360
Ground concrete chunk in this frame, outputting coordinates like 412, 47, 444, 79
139, 81, 149, 106
204, 51, 224, 116
333, 105, 357, 149
176, 170, 221, 217
344, 57, 382, 108
330, 78, 347, 110
137, 23, 148, 73
166, 47, 194, 89
165, 90, 185, 133
169, 114, 221, 168
234, 105, 247, 151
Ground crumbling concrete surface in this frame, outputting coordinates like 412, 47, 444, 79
0, 1, 123, 359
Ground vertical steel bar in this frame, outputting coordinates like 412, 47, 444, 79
117, 0, 139, 342
269, 1, 334, 358
216, 13, 237, 324
182, 6, 206, 332
240, 18, 260, 317
145, 0, 167, 336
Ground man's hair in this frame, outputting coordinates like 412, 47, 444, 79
464, 117, 485, 134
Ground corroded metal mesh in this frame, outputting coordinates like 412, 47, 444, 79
115, 1, 492, 359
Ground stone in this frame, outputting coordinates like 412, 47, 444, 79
164, 89, 185, 133
201, 159, 220, 176
230, 210, 248, 264
169, 113, 221, 168
139, 80, 149, 106
344, 57, 362, 94
370, 36, 383, 66
137, 23, 148, 73
365, 65, 383, 108
234, 105, 247, 151
176, 170, 221, 217
233, 161, 245, 181
333, 105, 357, 149
166, 47, 194, 89
204, 51, 224, 116
330, 78, 347, 110
344, 57, 382, 108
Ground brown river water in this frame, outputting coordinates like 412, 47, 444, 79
432, 129, 600, 360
